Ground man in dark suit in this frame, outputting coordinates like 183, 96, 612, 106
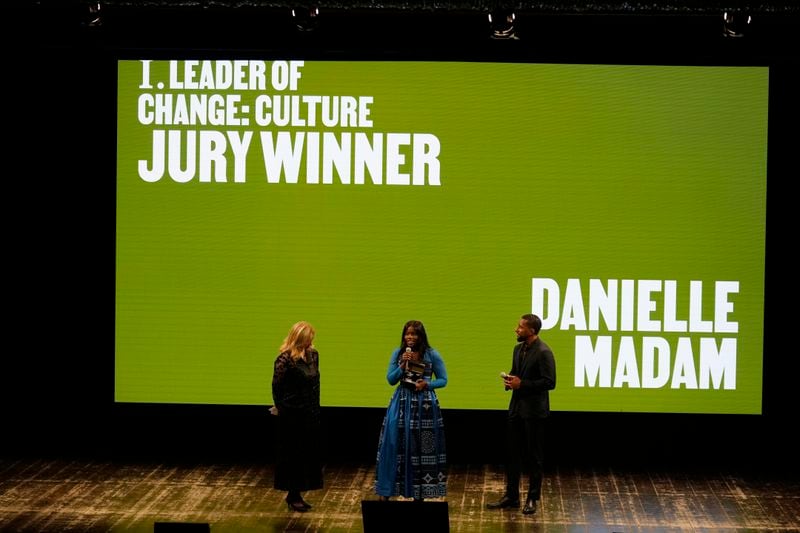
487, 313, 556, 515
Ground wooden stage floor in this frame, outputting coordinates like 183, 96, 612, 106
1, 458, 798, 532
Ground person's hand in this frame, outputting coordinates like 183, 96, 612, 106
415, 379, 427, 392
401, 350, 417, 370
269, 406, 279, 416
402, 350, 418, 362
505, 375, 521, 390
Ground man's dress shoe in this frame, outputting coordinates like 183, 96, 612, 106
522, 498, 538, 515
486, 495, 520, 509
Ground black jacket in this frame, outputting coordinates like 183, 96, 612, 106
508, 337, 556, 419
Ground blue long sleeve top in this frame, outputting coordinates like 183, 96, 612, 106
385, 347, 448, 390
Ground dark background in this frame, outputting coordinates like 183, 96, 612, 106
7, 1, 798, 476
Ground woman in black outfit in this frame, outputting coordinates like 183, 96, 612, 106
271, 321, 323, 512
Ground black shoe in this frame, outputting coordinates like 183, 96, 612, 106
299, 498, 312, 510
522, 498, 537, 515
285, 495, 309, 512
487, 495, 520, 509
287, 500, 308, 512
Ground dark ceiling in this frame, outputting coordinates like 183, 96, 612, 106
33, 1, 800, 12
24, 1, 800, 63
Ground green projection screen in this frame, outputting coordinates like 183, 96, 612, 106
115, 60, 768, 413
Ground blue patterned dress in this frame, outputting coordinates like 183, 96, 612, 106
375, 347, 448, 499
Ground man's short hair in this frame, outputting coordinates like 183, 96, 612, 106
521, 313, 542, 334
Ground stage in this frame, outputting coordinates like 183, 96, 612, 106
1, 458, 797, 532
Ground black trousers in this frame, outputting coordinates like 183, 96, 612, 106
504, 416, 546, 501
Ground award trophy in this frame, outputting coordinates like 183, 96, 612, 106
402, 359, 426, 389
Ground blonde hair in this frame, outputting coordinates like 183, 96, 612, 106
280, 321, 316, 361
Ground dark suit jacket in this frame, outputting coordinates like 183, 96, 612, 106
508, 337, 556, 419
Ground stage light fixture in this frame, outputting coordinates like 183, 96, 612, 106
292, 5, 320, 32
722, 11, 751, 38
82, 1, 103, 27
488, 8, 517, 40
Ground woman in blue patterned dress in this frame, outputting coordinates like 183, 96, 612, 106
375, 320, 448, 500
